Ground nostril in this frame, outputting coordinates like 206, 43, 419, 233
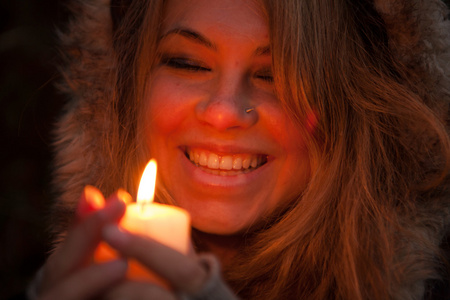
195, 99, 258, 131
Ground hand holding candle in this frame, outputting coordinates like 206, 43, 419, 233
94, 159, 191, 282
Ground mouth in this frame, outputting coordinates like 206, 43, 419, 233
183, 147, 268, 175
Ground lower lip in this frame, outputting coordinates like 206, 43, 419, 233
179, 150, 270, 189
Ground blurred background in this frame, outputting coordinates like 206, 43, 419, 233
0, 0, 68, 298
0, 0, 449, 299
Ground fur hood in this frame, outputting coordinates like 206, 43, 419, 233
52, 0, 450, 299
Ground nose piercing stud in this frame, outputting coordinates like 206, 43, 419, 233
245, 107, 255, 113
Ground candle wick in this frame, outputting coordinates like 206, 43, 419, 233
139, 202, 145, 214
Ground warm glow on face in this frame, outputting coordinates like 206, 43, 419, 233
137, 159, 157, 205
142, 0, 312, 234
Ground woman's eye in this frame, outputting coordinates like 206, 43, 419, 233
161, 57, 211, 72
255, 70, 274, 83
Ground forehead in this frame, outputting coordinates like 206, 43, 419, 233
161, 0, 269, 41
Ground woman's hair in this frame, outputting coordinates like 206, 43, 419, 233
92, 0, 162, 196
225, 1, 450, 299
60, 0, 450, 299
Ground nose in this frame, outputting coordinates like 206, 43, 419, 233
195, 76, 258, 131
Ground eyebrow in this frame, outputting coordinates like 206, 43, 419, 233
254, 45, 271, 56
161, 28, 217, 51
160, 27, 271, 56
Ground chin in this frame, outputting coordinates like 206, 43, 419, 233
190, 215, 252, 236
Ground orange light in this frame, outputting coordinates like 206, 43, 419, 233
136, 159, 157, 206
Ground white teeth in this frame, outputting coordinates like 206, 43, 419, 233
251, 157, 258, 168
220, 156, 233, 170
194, 152, 200, 164
232, 157, 242, 170
208, 153, 219, 169
242, 157, 250, 169
187, 149, 265, 171
199, 152, 208, 166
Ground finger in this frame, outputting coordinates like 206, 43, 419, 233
40, 260, 128, 300
103, 225, 207, 294
76, 187, 132, 220
76, 186, 106, 220
103, 281, 177, 300
42, 196, 126, 291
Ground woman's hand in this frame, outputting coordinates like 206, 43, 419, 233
36, 188, 128, 300
36, 186, 215, 299
100, 225, 208, 299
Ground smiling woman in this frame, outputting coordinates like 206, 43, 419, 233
26, 0, 450, 299
143, 0, 313, 235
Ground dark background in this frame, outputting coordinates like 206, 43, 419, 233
0, 0, 68, 298
0, 0, 450, 299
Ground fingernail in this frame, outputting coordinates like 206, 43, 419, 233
77, 186, 105, 217
116, 189, 133, 204
103, 225, 130, 247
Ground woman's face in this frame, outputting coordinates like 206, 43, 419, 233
143, 0, 312, 235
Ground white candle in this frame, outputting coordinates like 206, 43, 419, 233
94, 159, 191, 282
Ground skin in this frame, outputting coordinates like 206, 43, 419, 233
38, 0, 313, 298
38, 191, 128, 300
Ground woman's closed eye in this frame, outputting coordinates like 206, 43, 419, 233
161, 56, 211, 72
255, 69, 274, 83
159, 55, 273, 84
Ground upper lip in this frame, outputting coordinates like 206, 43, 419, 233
180, 143, 271, 157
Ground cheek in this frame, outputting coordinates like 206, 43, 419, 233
144, 77, 190, 136
263, 104, 309, 153
270, 110, 313, 195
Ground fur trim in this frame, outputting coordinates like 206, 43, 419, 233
372, 4, 450, 297
373, 3, 450, 298
391, 188, 450, 300
52, 0, 115, 235
374, 0, 450, 108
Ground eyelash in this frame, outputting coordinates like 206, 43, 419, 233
161, 57, 211, 72
255, 73, 274, 83
160, 56, 273, 83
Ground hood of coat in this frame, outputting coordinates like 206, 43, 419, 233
52, 0, 450, 299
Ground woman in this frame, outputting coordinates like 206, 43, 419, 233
32, 0, 450, 299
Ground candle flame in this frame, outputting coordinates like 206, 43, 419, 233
137, 159, 157, 206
